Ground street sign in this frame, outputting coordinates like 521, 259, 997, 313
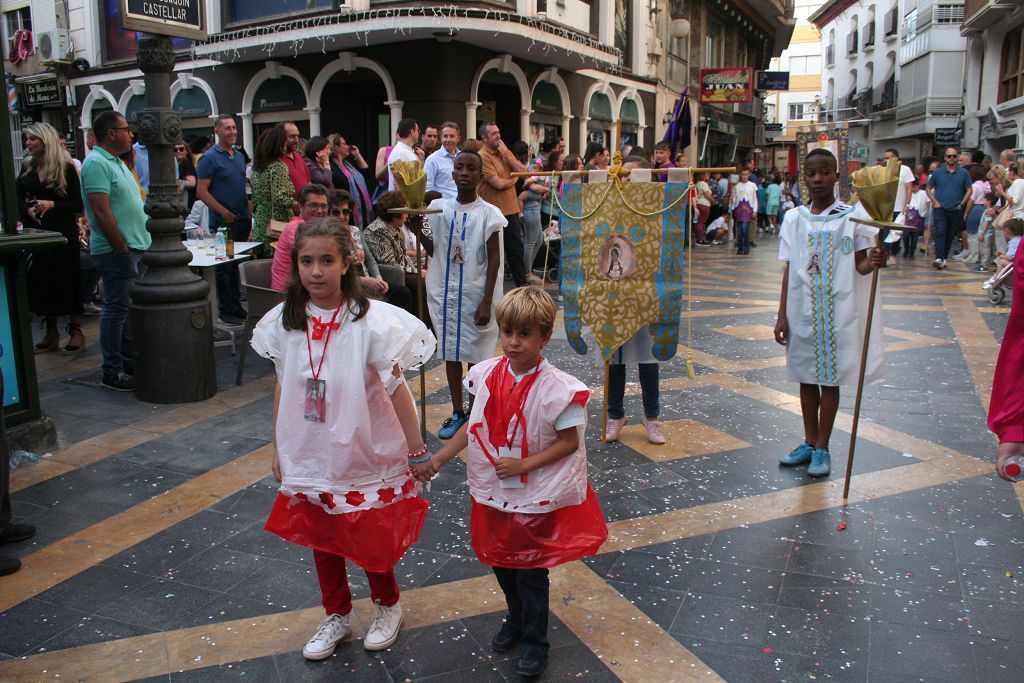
934, 128, 961, 147
756, 71, 790, 91
121, 0, 207, 41
764, 123, 783, 141
699, 68, 754, 104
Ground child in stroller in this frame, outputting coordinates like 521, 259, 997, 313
983, 218, 1022, 305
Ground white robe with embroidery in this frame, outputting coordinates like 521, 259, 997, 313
424, 196, 507, 363
778, 203, 884, 387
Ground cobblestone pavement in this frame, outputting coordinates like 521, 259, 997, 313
1, 236, 1020, 682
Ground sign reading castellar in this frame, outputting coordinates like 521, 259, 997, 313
699, 67, 754, 103
120, 0, 207, 41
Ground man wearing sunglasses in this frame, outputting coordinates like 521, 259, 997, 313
926, 147, 972, 269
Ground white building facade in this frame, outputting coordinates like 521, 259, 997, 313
961, 0, 1024, 157
812, 0, 966, 169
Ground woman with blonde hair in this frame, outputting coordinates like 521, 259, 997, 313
17, 122, 86, 354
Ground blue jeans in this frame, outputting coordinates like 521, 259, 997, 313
966, 204, 985, 235
932, 207, 963, 260
92, 250, 144, 377
493, 567, 549, 659
736, 220, 750, 250
608, 362, 660, 420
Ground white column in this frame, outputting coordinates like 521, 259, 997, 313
596, 0, 612, 44
578, 116, 591, 156
465, 100, 481, 141
520, 109, 533, 143
306, 107, 322, 137
385, 100, 404, 140
561, 115, 571, 149
240, 112, 254, 159
637, 125, 646, 149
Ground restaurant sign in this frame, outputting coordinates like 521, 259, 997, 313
699, 67, 754, 104
121, 0, 207, 41
22, 76, 65, 108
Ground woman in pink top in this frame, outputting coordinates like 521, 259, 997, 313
960, 165, 991, 265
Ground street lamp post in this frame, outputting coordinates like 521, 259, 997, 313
129, 35, 216, 403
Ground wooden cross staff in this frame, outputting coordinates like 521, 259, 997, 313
510, 166, 738, 178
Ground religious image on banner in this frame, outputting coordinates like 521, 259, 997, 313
796, 130, 851, 203
559, 174, 688, 362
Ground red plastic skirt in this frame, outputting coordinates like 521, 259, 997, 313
265, 493, 429, 573
470, 485, 608, 569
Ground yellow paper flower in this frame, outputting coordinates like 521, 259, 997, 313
390, 160, 427, 210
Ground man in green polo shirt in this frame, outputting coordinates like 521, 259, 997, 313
80, 111, 151, 392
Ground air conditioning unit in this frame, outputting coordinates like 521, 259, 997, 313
38, 29, 73, 65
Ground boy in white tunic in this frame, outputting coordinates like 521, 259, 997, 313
773, 149, 887, 477
408, 150, 506, 439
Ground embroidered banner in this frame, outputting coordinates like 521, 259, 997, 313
560, 180, 688, 362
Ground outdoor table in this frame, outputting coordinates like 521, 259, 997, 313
184, 241, 261, 348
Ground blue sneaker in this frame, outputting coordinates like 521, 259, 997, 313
807, 448, 831, 477
779, 442, 814, 466
438, 412, 468, 440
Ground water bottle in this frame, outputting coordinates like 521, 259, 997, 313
215, 228, 227, 260
1000, 455, 1024, 482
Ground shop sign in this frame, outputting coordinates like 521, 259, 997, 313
764, 123, 784, 141
121, 0, 207, 41
756, 71, 790, 91
699, 67, 753, 104
22, 77, 65, 108
252, 77, 306, 113
531, 81, 562, 116
934, 127, 961, 147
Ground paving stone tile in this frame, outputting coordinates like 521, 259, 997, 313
787, 541, 872, 583
0, 598, 88, 657
766, 605, 869, 661
868, 621, 977, 681
971, 636, 1024, 683
606, 580, 684, 629
169, 546, 273, 592
759, 651, 868, 682
869, 585, 970, 633
687, 560, 784, 604
225, 558, 320, 611
964, 597, 1024, 642
776, 572, 871, 617
35, 564, 156, 615
94, 579, 221, 631
670, 592, 772, 648
376, 619, 492, 680
32, 614, 155, 653
274, 650, 393, 682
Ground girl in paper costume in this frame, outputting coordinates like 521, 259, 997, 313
251, 218, 436, 661
773, 149, 887, 479
430, 286, 607, 679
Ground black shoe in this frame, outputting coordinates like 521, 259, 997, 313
232, 306, 249, 321
102, 372, 136, 392
218, 312, 243, 326
0, 523, 35, 544
750, 241, 758, 248
491, 620, 521, 654
515, 651, 548, 678
0, 557, 21, 576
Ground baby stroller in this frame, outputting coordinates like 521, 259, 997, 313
983, 262, 1013, 305
531, 223, 562, 283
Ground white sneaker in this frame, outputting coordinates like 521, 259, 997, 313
939, 259, 947, 269
363, 600, 403, 651
932, 258, 943, 269
303, 613, 351, 661
952, 251, 970, 260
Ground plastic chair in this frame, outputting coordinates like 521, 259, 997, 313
236, 259, 285, 386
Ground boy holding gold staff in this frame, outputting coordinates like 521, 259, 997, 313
773, 149, 889, 478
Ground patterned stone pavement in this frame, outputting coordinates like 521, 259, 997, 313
1, 236, 1020, 682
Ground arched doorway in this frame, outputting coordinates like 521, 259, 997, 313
529, 71, 571, 155
468, 55, 530, 143
240, 62, 311, 156
310, 53, 400, 154
171, 75, 218, 141
587, 92, 614, 149
79, 86, 117, 151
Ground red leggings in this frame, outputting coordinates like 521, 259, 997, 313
695, 204, 710, 242
313, 550, 400, 616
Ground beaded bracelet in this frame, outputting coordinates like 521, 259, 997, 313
407, 447, 431, 463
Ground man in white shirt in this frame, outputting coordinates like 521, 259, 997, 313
883, 149, 915, 220
386, 118, 419, 191
424, 121, 461, 199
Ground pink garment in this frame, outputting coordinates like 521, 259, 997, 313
270, 217, 303, 290
988, 246, 1024, 443
970, 180, 990, 204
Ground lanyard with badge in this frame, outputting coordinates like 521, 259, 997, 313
304, 305, 343, 422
